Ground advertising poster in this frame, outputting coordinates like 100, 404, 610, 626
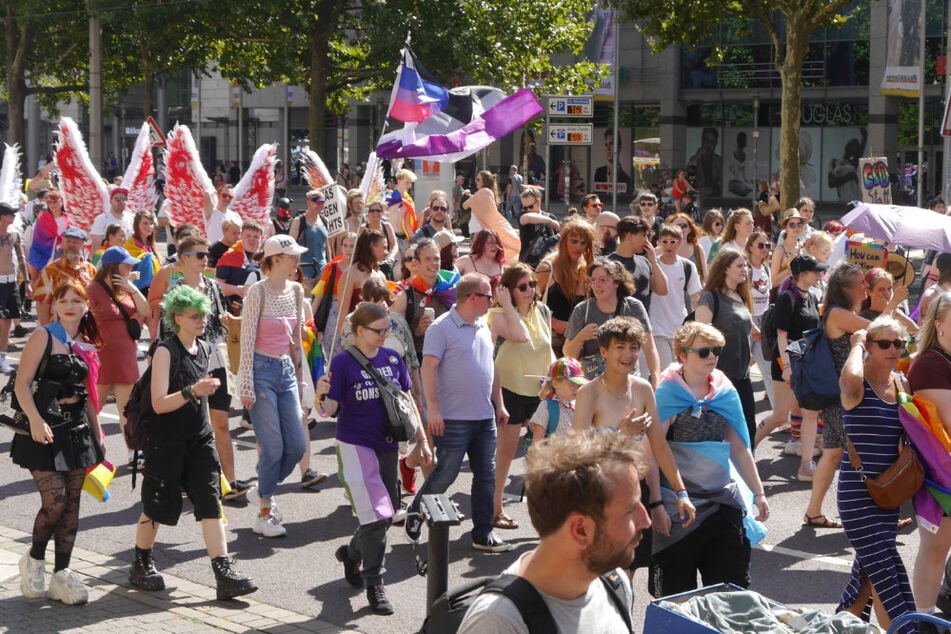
592, 127, 632, 195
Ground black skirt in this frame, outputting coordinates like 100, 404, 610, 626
10, 401, 102, 472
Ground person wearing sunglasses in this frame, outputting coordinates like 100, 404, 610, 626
698, 209, 725, 264
288, 189, 331, 295
363, 199, 399, 277
516, 186, 560, 265
649, 225, 703, 370
89, 187, 134, 254
908, 292, 951, 619
410, 192, 452, 244
837, 317, 917, 631
487, 262, 554, 530
631, 192, 665, 240
770, 209, 804, 288
744, 230, 775, 408
160, 234, 253, 500
665, 212, 707, 282
650, 321, 768, 598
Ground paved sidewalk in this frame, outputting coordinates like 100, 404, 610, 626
0, 525, 356, 633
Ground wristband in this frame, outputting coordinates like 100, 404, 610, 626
648, 501, 664, 509
675, 489, 689, 499
753, 493, 766, 499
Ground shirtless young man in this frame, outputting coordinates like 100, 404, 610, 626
573, 316, 695, 576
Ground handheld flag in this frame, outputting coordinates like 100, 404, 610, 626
387, 47, 449, 124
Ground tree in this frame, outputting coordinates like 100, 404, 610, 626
215, 0, 606, 154
1, 1, 89, 151
610, 0, 866, 207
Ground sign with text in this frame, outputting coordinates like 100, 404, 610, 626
859, 157, 891, 203
547, 96, 593, 118
847, 239, 887, 273
320, 185, 347, 237
548, 124, 593, 145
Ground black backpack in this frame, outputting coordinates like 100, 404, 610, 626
524, 231, 559, 268
759, 301, 778, 361
419, 570, 632, 633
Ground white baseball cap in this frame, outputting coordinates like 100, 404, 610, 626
263, 234, 308, 258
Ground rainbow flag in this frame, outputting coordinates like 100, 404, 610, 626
897, 393, 951, 533
301, 320, 324, 383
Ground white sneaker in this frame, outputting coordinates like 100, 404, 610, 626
782, 440, 802, 457
252, 512, 287, 538
19, 554, 46, 598
0, 357, 12, 374
48, 569, 89, 605
246, 486, 282, 522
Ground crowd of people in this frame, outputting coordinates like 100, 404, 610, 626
5, 165, 951, 633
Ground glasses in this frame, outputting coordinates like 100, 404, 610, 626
368, 208, 383, 213
403, 255, 415, 262
431, 205, 447, 212
184, 251, 209, 259
753, 242, 769, 249
471, 292, 493, 300
868, 338, 905, 350
659, 239, 680, 245
308, 197, 325, 203
591, 202, 604, 207
639, 201, 657, 206
364, 325, 391, 337
515, 282, 537, 292
674, 223, 689, 229
684, 346, 723, 359
523, 203, 536, 211
113, 197, 127, 203
786, 222, 803, 228
182, 313, 208, 322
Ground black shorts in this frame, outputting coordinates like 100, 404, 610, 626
142, 432, 221, 526
501, 388, 539, 425
0, 281, 22, 319
207, 366, 230, 412
630, 479, 653, 571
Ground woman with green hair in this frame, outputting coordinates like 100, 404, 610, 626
128, 284, 256, 601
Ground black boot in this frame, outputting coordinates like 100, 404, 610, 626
129, 547, 165, 591
211, 556, 257, 601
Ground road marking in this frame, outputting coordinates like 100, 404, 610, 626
756, 542, 853, 569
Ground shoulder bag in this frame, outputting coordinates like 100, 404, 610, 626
0, 331, 62, 435
786, 312, 840, 411
98, 281, 141, 341
845, 375, 925, 510
345, 345, 418, 443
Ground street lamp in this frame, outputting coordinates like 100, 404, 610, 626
752, 93, 760, 211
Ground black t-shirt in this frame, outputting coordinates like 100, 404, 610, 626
775, 288, 819, 341
208, 241, 229, 268
519, 213, 557, 262
154, 337, 213, 440
607, 252, 652, 310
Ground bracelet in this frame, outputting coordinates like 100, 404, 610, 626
675, 489, 689, 499
753, 493, 766, 499
648, 501, 664, 509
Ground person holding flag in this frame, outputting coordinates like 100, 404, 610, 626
386, 168, 418, 256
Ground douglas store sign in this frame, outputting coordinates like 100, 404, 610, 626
801, 103, 857, 126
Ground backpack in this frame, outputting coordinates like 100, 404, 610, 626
419, 570, 632, 634
759, 302, 777, 361
683, 290, 719, 325
524, 229, 559, 268
523, 398, 560, 449
123, 337, 184, 487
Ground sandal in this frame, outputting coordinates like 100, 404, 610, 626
897, 517, 914, 531
492, 512, 519, 530
803, 514, 843, 529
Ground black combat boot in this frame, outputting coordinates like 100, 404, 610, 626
129, 547, 165, 591
211, 556, 257, 601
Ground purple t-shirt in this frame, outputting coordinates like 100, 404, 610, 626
329, 347, 412, 453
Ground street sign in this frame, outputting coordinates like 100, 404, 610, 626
146, 116, 166, 147
547, 96, 593, 118
547, 123, 593, 145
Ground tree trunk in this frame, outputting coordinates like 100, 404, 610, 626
778, 15, 808, 210
140, 41, 154, 118
308, 25, 328, 160
5, 9, 29, 153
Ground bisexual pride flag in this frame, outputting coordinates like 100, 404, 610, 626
388, 47, 449, 124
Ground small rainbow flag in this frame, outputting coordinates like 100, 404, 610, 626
301, 320, 324, 384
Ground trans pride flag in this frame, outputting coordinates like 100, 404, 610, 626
387, 47, 448, 124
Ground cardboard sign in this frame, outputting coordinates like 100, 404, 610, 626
320, 185, 347, 237
847, 239, 887, 272
859, 157, 891, 203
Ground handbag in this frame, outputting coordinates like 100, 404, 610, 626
786, 314, 840, 411
98, 281, 141, 341
313, 262, 338, 333
0, 331, 64, 435
345, 345, 418, 443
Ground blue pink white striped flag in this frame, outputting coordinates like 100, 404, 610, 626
387, 48, 449, 124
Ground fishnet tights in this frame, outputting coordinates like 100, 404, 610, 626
30, 469, 85, 570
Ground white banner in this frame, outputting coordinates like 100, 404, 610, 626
321, 185, 347, 237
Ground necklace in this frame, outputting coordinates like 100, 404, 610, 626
600, 377, 630, 400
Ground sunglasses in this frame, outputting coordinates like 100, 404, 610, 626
368, 208, 383, 213
184, 251, 209, 259
308, 197, 325, 203
364, 325, 391, 337
431, 205, 448, 212
523, 203, 536, 211
472, 292, 493, 300
786, 222, 803, 228
674, 223, 689, 229
639, 201, 656, 206
753, 242, 769, 249
868, 338, 905, 350
684, 346, 723, 359
660, 239, 680, 245
515, 281, 537, 292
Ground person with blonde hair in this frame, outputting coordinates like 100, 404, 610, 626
386, 168, 418, 246
719, 208, 755, 253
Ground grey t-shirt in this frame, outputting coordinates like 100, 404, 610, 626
566, 297, 652, 359
698, 290, 752, 380
457, 553, 634, 634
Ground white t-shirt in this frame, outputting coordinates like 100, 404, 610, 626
749, 261, 771, 317
649, 256, 702, 339
206, 208, 243, 245
457, 553, 634, 634
90, 211, 135, 240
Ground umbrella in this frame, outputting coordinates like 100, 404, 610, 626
841, 202, 951, 253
